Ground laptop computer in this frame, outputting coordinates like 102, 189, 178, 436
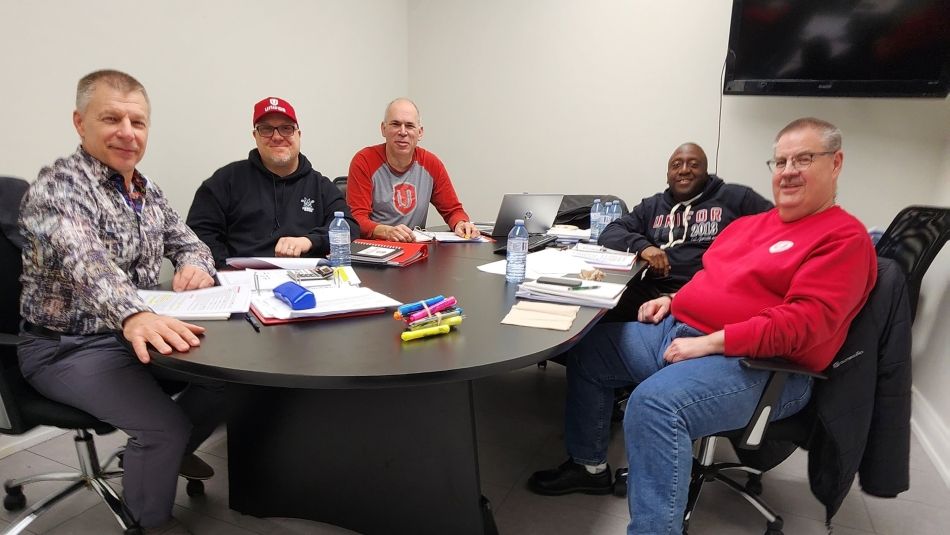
489, 193, 564, 237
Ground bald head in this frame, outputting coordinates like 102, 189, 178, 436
666, 142, 709, 202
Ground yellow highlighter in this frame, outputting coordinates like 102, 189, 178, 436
400, 324, 451, 341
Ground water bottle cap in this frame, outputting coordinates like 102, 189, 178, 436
593, 198, 601, 202
334, 211, 344, 217
514, 219, 525, 225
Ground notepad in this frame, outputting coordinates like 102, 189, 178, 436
351, 242, 402, 262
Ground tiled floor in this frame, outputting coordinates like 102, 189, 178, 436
1, 364, 948, 534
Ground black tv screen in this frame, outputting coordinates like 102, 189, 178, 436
724, 0, 950, 97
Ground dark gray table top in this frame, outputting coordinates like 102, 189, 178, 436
152, 243, 639, 389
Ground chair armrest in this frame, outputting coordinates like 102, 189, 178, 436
735, 358, 826, 450
0, 333, 24, 347
739, 358, 827, 380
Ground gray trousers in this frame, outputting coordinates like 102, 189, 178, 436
17, 331, 225, 528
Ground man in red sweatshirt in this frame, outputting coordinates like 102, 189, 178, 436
529, 118, 877, 535
346, 98, 479, 242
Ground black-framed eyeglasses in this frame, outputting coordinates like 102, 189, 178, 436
766, 151, 835, 173
255, 124, 298, 138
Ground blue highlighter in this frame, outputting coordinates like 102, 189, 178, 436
273, 282, 316, 310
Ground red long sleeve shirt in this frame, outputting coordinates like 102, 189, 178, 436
672, 207, 877, 372
347, 144, 470, 238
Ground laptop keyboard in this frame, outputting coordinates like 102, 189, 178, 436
493, 234, 557, 255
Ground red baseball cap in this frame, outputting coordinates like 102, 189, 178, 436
253, 97, 298, 124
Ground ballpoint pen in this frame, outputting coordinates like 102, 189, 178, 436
244, 313, 261, 333
569, 285, 601, 291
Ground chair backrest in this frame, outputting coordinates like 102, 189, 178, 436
555, 194, 629, 228
0, 177, 31, 434
875, 205, 949, 321
333, 176, 348, 197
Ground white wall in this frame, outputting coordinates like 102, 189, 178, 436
407, 0, 950, 482
0, 0, 408, 213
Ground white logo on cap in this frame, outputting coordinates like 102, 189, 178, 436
269, 98, 279, 106
769, 240, 794, 253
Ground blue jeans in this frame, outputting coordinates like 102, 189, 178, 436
563, 315, 812, 535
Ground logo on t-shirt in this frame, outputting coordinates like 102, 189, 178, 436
300, 197, 314, 213
769, 240, 794, 253
393, 183, 417, 215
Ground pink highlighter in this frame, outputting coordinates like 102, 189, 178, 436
407, 296, 458, 323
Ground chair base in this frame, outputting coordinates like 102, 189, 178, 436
612, 437, 786, 535
2, 429, 137, 535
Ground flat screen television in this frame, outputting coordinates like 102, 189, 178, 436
724, 0, 950, 98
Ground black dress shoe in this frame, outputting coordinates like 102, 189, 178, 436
528, 459, 612, 495
179, 453, 214, 480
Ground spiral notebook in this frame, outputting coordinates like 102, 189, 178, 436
351, 242, 402, 262
350, 240, 429, 267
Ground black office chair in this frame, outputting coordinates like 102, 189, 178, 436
554, 194, 629, 229
0, 176, 142, 534
613, 205, 947, 534
333, 175, 348, 197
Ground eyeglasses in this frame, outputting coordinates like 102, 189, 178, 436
766, 151, 835, 173
255, 124, 298, 138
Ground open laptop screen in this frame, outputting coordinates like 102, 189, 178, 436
490, 193, 564, 237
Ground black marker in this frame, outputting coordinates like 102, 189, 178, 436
244, 313, 261, 333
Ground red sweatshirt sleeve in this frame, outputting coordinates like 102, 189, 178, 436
420, 151, 469, 230
724, 231, 877, 371
347, 148, 381, 238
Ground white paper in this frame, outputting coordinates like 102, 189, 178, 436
217, 267, 361, 293
413, 230, 491, 243
226, 257, 329, 270
501, 301, 580, 331
515, 278, 627, 308
477, 248, 594, 279
250, 287, 402, 319
138, 286, 250, 320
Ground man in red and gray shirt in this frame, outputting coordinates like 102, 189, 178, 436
347, 98, 479, 242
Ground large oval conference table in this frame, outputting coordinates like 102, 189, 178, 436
152, 241, 640, 535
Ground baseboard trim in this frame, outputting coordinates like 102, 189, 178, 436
910, 386, 950, 489
0, 427, 66, 459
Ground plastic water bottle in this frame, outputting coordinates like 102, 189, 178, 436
606, 201, 621, 224
589, 198, 604, 241
329, 211, 351, 267
505, 219, 529, 284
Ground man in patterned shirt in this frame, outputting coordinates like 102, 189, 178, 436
347, 98, 480, 241
17, 70, 222, 533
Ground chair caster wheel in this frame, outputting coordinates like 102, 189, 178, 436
186, 479, 205, 497
764, 517, 784, 535
612, 468, 628, 497
745, 474, 763, 496
3, 485, 25, 511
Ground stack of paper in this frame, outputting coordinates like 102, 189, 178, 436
138, 286, 251, 320
568, 243, 638, 270
412, 230, 491, 243
516, 278, 627, 308
501, 301, 579, 331
477, 248, 594, 279
217, 267, 362, 293
250, 287, 402, 320
546, 226, 591, 245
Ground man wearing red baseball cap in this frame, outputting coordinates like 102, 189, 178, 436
187, 97, 357, 266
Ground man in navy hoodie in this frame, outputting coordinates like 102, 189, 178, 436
187, 97, 358, 268
600, 143, 772, 321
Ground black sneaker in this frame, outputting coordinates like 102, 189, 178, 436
528, 459, 612, 495
179, 453, 214, 480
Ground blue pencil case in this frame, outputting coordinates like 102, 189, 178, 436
273, 281, 316, 310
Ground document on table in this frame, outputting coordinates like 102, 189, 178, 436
515, 277, 627, 308
217, 267, 361, 293
250, 287, 402, 320
138, 286, 251, 320
225, 257, 330, 270
501, 301, 579, 331
477, 248, 594, 279
412, 230, 491, 243
567, 243, 638, 270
